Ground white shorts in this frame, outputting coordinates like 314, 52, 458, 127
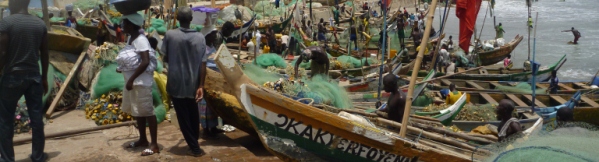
121, 86, 154, 117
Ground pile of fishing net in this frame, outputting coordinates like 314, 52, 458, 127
219, 5, 255, 22
495, 82, 547, 94
253, 0, 299, 20
244, 64, 352, 109
13, 98, 49, 134
336, 55, 379, 69
80, 42, 168, 124
255, 53, 288, 68
484, 122, 599, 161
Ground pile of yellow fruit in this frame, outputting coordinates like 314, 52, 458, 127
106, 10, 122, 18
84, 92, 133, 125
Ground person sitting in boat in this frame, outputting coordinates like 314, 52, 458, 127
65, 5, 77, 28
294, 46, 330, 79
557, 107, 574, 123
383, 74, 407, 123
495, 23, 505, 39
447, 35, 454, 51
496, 99, 523, 142
446, 83, 463, 105
547, 70, 559, 94
503, 55, 513, 70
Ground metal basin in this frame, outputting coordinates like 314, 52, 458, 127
109, 0, 151, 15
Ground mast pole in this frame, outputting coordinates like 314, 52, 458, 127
428, 0, 451, 71
531, 12, 538, 113
42, 0, 51, 30
376, 0, 389, 107
399, 0, 438, 137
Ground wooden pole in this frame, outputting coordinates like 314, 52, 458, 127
42, 0, 50, 30
399, 0, 438, 138
399, 66, 483, 88
212, 0, 216, 8
13, 121, 135, 145
46, 48, 90, 118
427, 0, 451, 71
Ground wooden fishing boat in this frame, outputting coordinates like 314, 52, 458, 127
211, 44, 499, 161
533, 91, 582, 131
415, 93, 468, 125
474, 35, 524, 66
441, 54, 567, 82
427, 78, 595, 94
239, 84, 476, 161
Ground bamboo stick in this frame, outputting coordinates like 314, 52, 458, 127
427, 1, 452, 71
399, 0, 439, 137
399, 66, 483, 89
14, 121, 135, 145
42, 0, 50, 30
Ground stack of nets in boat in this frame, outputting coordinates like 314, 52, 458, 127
495, 82, 548, 94
244, 64, 352, 109
421, 103, 497, 122
483, 122, 599, 162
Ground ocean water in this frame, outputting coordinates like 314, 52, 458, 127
431, 0, 599, 81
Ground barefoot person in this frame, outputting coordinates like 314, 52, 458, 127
116, 13, 159, 156
496, 99, 522, 142
162, 7, 208, 157
294, 46, 330, 79
383, 74, 407, 123
562, 27, 581, 44
0, 0, 49, 161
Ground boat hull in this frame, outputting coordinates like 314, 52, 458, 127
240, 84, 470, 162
476, 35, 524, 66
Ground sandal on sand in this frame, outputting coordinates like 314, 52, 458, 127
186, 149, 206, 157
141, 149, 160, 156
125, 141, 148, 149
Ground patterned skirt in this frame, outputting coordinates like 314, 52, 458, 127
199, 99, 218, 129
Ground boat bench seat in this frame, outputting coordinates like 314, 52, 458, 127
558, 83, 575, 91
581, 96, 599, 107
489, 82, 503, 89
440, 79, 452, 86
574, 83, 591, 89
466, 81, 485, 90
480, 93, 498, 105
506, 94, 528, 107
550, 96, 568, 104
535, 83, 549, 89
523, 95, 547, 107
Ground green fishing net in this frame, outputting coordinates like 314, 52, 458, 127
291, 58, 311, 69
337, 55, 361, 68
50, 17, 65, 23
74, 0, 103, 11
256, 53, 288, 68
243, 64, 282, 85
253, 0, 297, 19
91, 64, 124, 99
244, 64, 352, 109
483, 122, 599, 162
495, 82, 547, 95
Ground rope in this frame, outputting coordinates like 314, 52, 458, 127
493, 146, 595, 162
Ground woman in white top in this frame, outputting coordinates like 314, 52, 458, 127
116, 13, 160, 156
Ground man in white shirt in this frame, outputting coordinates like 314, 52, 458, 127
437, 44, 450, 71
329, 16, 334, 28
247, 40, 255, 56
255, 30, 262, 54
280, 34, 290, 55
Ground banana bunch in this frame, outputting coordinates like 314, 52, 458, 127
106, 10, 122, 18
84, 92, 133, 125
